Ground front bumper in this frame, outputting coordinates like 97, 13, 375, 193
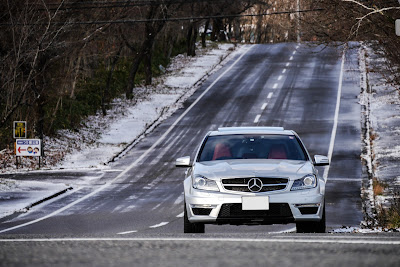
184, 178, 324, 225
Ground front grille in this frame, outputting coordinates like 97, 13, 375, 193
192, 208, 212, 216
221, 177, 288, 192
218, 203, 293, 218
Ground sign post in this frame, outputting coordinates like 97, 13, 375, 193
396, 19, 400, 37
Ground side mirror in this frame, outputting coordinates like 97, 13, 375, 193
314, 155, 329, 166
176, 156, 191, 167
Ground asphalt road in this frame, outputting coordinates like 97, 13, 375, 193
1, 43, 399, 266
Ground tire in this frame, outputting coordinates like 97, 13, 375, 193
296, 204, 326, 233
183, 202, 205, 233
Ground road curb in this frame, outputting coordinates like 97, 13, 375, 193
0, 186, 73, 223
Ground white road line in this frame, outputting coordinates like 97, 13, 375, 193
254, 115, 261, 123
273, 83, 278, 89
292, 51, 296, 55
328, 178, 362, 182
173, 194, 184, 205
278, 75, 283, 81
268, 227, 296, 234
2, 237, 400, 245
286, 62, 290, 67
176, 212, 184, 218
289, 56, 293, 60
0, 45, 255, 235
323, 47, 346, 180
267, 92, 273, 99
149, 222, 169, 228
117, 230, 138, 235
261, 103, 268, 110
151, 203, 162, 211
296, 45, 300, 49
282, 69, 286, 74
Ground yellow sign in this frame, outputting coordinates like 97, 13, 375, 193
13, 121, 26, 138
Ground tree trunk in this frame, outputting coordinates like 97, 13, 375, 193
102, 45, 122, 116
144, 46, 152, 86
126, 52, 143, 100
201, 19, 210, 48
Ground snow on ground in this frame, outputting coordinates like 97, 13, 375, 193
359, 42, 400, 229
0, 42, 244, 218
0, 179, 68, 218
0, 42, 241, 172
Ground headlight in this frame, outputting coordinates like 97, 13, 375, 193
291, 174, 317, 191
192, 175, 219, 192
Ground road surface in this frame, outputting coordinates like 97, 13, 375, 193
1, 43, 398, 266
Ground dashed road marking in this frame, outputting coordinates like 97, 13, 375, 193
278, 75, 283, 81
149, 222, 169, 228
289, 56, 293, 61
117, 230, 138, 235
254, 115, 261, 123
273, 83, 278, 89
267, 92, 273, 99
176, 212, 184, 218
292, 51, 296, 55
261, 103, 268, 110
286, 62, 290, 67
282, 69, 286, 74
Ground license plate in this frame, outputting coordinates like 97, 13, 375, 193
242, 196, 269, 210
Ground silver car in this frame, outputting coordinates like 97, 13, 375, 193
176, 127, 329, 233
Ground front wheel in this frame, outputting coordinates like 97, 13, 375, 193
296, 204, 326, 233
184, 202, 205, 233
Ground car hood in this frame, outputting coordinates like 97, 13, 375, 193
193, 159, 313, 180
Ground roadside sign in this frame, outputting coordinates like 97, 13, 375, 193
15, 139, 41, 157
13, 121, 27, 138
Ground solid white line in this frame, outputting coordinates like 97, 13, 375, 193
289, 56, 293, 60
117, 230, 138, 235
176, 212, 184, 218
1, 237, 399, 245
149, 222, 169, 228
286, 62, 290, 67
323, 47, 346, 181
267, 92, 273, 99
328, 178, 362, 182
261, 103, 268, 110
254, 115, 261, 123
278, 75, 283, 81
282, 69, 286, 74
273, 83, 278, 89
0, 45, 255, 235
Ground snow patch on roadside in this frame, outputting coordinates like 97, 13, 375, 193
359, 42, 400, 228
0, 179, 68, 218
331, 226, 399, 233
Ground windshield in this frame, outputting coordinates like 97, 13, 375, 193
198, 134, 308, 162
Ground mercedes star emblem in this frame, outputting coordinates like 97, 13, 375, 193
248, 178, 263, 192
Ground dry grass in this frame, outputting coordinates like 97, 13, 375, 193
373, 178, 385, 196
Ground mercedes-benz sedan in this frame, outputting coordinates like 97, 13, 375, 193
176, 127, 329, 233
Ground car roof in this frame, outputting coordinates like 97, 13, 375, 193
208, 127, 295, 136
